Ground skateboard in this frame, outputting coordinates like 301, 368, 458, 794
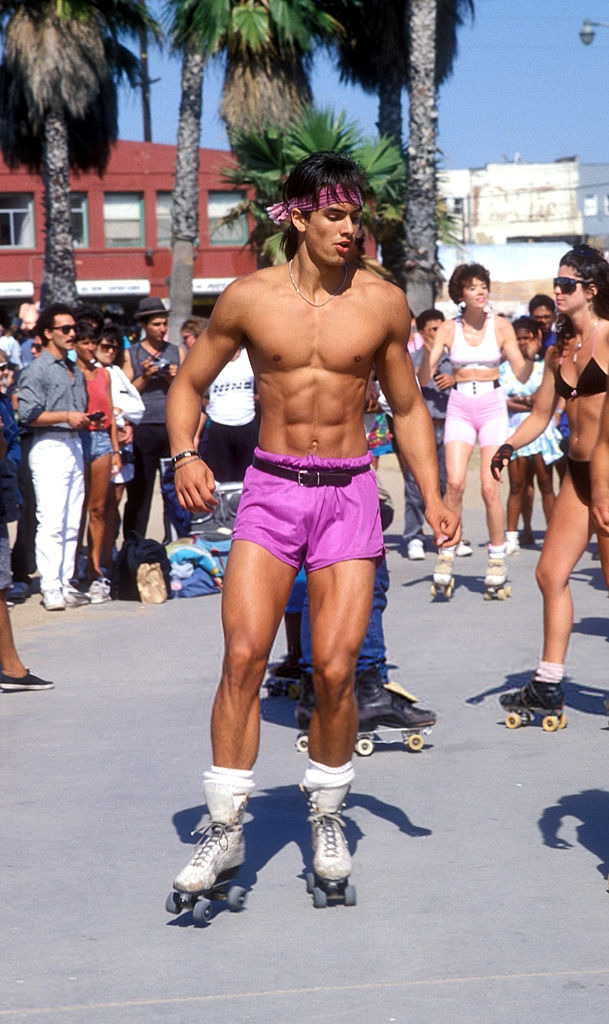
305, 871, 356, 908
264, 673, 301, 699
165, 870, 247, 927
296, 723, 432, 755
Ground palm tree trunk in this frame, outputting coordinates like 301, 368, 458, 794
40, 110, 77, 307
404, 0, 439, 314
376, 70, 407, 289
168, 42, 205, 347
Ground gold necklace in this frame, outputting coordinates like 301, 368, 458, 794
288, 260, 348, 307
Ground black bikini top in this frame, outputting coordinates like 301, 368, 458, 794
554, 357, 607, 400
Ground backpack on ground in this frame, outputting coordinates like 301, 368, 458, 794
111, 531, 172, 603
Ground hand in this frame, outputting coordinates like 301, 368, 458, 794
173, 458, 219, 512
425, 499, 461, 549
67, 410, 91, 429
591, 494, 609, 537
433, 373, 454, 391
110, 451, 122, 476
167, 363, 179, 379
490, 443, 514, 481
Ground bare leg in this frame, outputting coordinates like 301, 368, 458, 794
306, 558, 376, 766
507, 457, 526, 532
0, 589, 27, 677
211, 540, 297, 769
480, 445, 505, 547
532, 452, 556, 526
86, 453, 112, 578
444, 440, 473, 521
536, 473, 591, 663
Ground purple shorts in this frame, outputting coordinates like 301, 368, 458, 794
232, 447, 384, 572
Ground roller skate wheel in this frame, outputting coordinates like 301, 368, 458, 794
505, 712, 521, 729
407, 733, 424, 752
165, 890, 182, 915
430, 582, 437, 597
446, 578, 454, 598
355, 735, 374, 757
541, 714, 559, 732
312, 886, 327, 909
192, 898, 213, 926
504, 585, 512, 598
558, 712, 568, 729
227, 885, 247, 911
344, 884, 357, 907
305, 872, 316, 894
295, 733, 309, 753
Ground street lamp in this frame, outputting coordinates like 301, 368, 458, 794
580, 18, 609, 45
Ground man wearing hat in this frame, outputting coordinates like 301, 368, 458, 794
123, 297, 184, 538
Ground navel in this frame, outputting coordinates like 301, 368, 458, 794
272, 354, 281, 363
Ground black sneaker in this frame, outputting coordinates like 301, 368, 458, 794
1, 670, 55, 692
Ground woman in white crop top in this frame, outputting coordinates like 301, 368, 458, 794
418, 262, 531, 588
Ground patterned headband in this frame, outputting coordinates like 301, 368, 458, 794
266, 185, 363, 225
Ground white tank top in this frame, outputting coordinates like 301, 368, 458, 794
450, 315, 502, 371
207, 349, 256, 426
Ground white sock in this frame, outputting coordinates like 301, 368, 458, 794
302, 758, 354, 794
489, 544, 506, 558
534, 661, 564, 685
204, 765, 255, 812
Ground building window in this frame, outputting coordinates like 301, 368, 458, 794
70, 192, 89, 247
603, 194, 609, 217
208, 191, 247, 246
0, 193, 35, 248
583, 194, 598, 217
103, 192, 144, 247
156, 192, 172, 247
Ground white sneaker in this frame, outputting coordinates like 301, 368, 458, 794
42, 589, 66, 611
63, 586, 89, 608
455, 540, 473, 557
505, 532, 520, 556
407, 538, 425, 560
87, 577, 111, 604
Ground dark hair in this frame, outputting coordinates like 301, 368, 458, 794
98, 324, 126, 368
35, 302, 74, 339
416, 308, 445, 332
448, 263, 491, 304
555, 244, 609, 353
281, 150, 366, 261
512, 316, 544, 357
75, 318, 100, 342
528, 293, 555, 316
74, 304, 104, 333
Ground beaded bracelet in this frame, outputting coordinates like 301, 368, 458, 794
174, 456, 202, 471
171, 449, 199, 468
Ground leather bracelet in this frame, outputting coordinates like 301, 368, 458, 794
174, 456, 201, 470
171, 449, 198, 467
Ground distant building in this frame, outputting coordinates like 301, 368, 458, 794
0, 140, 256, 319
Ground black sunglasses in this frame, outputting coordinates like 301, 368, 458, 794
53, 324, 76, 335
553, 276, 592, 294
98, 342, 118, 351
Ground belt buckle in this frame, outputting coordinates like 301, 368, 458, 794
298, 469, 319, 487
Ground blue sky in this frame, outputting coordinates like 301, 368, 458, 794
119, 0, 609, 170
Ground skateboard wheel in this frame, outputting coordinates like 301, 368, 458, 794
505, 712, 521, 729
227, 885, 247, 911
165, 891, 182, 915
541, 714, 559, 732
312, 886, 327, 909
355, 736, 374, 757
192, 898, 213, 926
344, 884, 357, 907
407, 733, 424, 752
295, 733, 309, 753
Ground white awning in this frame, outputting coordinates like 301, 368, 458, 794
0, 281, 34, 299
192, 277, 235, 296
76, 279, 151, 297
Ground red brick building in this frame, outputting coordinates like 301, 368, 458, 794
0, 140, 256, 319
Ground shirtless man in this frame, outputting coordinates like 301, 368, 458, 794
166, 151, 460, 901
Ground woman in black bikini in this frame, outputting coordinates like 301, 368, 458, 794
492, 245, 609, 717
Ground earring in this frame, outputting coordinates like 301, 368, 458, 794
484, 301, 494, 314
458, 301, 466, 312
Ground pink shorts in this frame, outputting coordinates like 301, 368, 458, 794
444, 388, 508, 449
232, 447, 384, 572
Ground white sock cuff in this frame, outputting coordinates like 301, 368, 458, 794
535, 661, 564, 685
302, 758, 354, 792
204, 765, 255, 795
489, 543, 506, 558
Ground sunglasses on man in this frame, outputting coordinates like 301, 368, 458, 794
53, 324, 76, 335
553, 277, 592, 294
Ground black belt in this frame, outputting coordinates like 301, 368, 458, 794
252, 454, 370, 487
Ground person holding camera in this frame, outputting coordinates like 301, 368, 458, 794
123, 297, 184, 539
17, 303, 90, 611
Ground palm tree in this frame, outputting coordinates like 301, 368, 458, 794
222, 107, 406, 268
0, 0, 161, 305
325, 0, 474, 293
164, 0, 342, 342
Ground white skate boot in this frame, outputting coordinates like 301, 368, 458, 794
303, 784, 356, 907
431, 548, 455, 598
173, 784, 246, 894
484, 557, 511, 600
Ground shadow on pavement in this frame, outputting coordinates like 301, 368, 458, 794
538, 788, 609, 880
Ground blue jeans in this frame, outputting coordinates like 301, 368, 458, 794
299, 560, 390, 681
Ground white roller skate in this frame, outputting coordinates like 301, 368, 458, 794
303, 784, 356, 908
431, 548, 455, 599
484, 557, 511, 600
166, 784, 248, 926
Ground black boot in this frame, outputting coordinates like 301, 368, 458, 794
356, 666, 437, 729
500, 678, 564, 712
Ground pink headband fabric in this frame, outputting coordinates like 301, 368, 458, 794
266, 185, 363, 225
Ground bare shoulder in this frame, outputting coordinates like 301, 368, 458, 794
210, 267, 282, 325
496, 315, 516, 341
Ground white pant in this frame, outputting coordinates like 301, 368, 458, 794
29, 433, 85, 592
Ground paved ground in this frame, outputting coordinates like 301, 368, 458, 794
2, 457, 609, 1023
